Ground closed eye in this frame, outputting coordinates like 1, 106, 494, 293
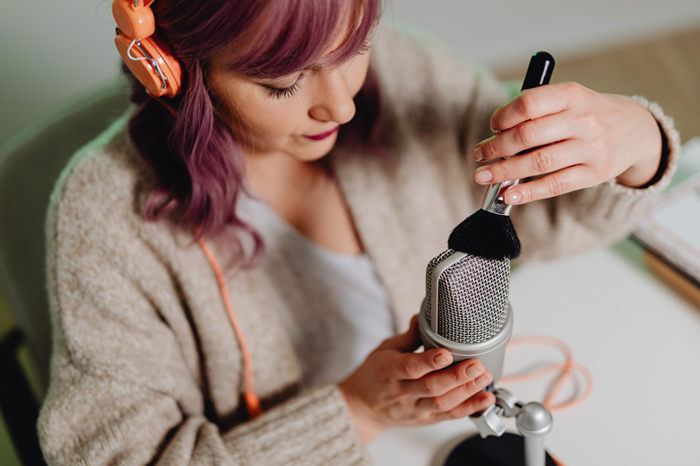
262, 74, 304, 99
259, 40, 370, 99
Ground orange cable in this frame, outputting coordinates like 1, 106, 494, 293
156, 101, 260, 418
499, 335, 594, 465
501, 335, 593, 411
197, 236, 262, 419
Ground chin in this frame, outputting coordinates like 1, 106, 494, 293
293, 134, 338, 162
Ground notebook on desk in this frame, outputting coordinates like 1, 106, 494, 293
632, 137, 700, 306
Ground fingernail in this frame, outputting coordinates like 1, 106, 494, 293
476, 374, 491, 387
466, 364, 483, 378
434, 354, 450, 366
506, 190, 521, 204
481, 396, 494, 408
475, 169, 492, 183
473, 146, 485, 162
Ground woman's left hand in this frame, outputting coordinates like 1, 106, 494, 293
472, 82, 663, 205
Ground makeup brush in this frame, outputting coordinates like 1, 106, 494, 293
448, 51, 555, 260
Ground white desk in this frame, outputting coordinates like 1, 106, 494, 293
368, 240, 700, 466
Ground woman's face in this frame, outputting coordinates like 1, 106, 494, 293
207, 30, 372, 164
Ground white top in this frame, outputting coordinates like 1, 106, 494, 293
237, 193, 396, 387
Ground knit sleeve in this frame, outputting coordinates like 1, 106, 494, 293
38, 146, 369, 465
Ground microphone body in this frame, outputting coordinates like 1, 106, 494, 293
418, 250, 512, 383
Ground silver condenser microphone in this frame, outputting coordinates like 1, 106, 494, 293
418, 249, 512, 384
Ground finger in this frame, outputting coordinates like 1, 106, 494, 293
430, 391, 496, 422
503, 164, 598, 205
414, 371, 493, 413
473, 112, 571, 162
378, 314, 420, 352
474, 140, 587, 186
380, 347, 453, 381
402, 359, 485, 398
490, 82, 583, 132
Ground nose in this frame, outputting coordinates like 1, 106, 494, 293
308, 67, 356, 124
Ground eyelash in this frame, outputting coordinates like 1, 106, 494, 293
263, 41, 371, 100
357, 41, 371, 55
264, 78, 303, 99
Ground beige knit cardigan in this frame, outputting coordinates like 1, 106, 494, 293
38, 25, 680, 465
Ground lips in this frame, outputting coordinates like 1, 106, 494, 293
303, 125, 339, 141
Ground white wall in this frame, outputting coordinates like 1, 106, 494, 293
2, 0, 700, 144
386, 0, 700, 68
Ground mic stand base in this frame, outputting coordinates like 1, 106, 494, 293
443, 387, 555, 466
444, 432, 557, 466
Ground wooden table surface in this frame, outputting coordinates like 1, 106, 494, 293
495, 24, 700, 141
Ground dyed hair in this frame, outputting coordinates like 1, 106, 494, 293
127, 0, 383, 268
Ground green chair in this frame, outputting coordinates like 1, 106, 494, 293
0, 78, 130, 465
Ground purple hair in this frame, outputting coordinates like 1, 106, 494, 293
127, 0, 383, 268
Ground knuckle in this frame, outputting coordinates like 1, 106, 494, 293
401, 359, 418, 379
489, 161, 507, 182
446, 368, 460, 386
450, 406, 467, 419
376, 388, 394, 404
481, 140, 497, 159
390, 390, 409, 406
563, 81, 585, 96
579, 112, 604, 136
533, 149, 554, 173
421, 377, 440, 396
377, 359, 392, 381
546, 176, 569, 197
445, 405, 464, 420
515, 122, 537, 146
417, 410, 433, 423
517, 94, 537, 120
431, 396, 448, 412
387, 404, 405, 422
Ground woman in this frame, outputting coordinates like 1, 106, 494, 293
38, 0, 679, 464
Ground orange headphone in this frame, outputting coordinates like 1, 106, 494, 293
112, 0, 182, 97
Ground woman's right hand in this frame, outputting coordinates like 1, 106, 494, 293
338, 315, 495, 444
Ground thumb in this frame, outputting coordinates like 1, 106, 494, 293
380, 315, 422, 352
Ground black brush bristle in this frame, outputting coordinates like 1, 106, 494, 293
448, 209, 521, 260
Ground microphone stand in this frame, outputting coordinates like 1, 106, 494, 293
442, 386, 555, 466
470, 387, 553, 466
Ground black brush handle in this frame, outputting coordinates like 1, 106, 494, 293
481, 52, 555, 215
521, 51, 555, 91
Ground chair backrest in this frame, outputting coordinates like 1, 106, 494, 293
0, 78, 130, 393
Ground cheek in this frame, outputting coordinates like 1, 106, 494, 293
233, 99, 302, 142
208, 73, 301, 144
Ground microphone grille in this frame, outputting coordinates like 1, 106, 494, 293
425, 250, 509, 344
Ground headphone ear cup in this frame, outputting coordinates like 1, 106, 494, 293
112, 0, 155, 39
144, 37, 182, 97
115, 34, 182, 98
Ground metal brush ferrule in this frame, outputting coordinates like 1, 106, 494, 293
481, 179, 521, 216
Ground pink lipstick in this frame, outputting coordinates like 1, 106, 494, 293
303, 125, 339, 141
